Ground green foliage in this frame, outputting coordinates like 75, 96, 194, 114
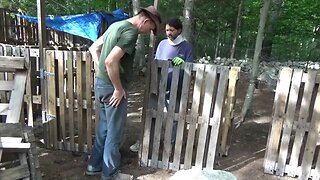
1, 0, 319, 61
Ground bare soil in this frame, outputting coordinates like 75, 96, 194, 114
37, 72, 296, 180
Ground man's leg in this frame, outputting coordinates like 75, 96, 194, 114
102, 92, 128, 178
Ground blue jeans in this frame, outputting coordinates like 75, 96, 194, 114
88, 78, 127, 178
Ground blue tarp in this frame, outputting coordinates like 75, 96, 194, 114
17, 9, 129, 42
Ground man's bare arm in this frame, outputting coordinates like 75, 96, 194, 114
105, 46, 126, 107
89, 36, 104, 67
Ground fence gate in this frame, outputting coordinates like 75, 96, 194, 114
264, 67, 320, 179
44, 50, 97, 152
140, 60, 240, 171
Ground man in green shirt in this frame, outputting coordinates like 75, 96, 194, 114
86, 6, 161, 180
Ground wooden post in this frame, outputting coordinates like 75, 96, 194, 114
37, 0, 49, 147
139, 0, 160, 164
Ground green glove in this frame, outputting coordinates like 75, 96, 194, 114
172, 57, 185, 66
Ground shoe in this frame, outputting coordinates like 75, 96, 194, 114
129, 141, 140, 153
85, 165, 101, 176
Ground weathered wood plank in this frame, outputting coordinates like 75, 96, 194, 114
0, 80, 14, 90
0, 164, 30, 179
46, 50, 58, 148
264, 68, 293, 174
57, 51, 66, 146
195, 65, 217, 168
6, 71, 27, 123
67, 51, 75, 151
288, 70, 317, 177
184, 64, 205, 169
172, 63, 192, 171
76, 51, 84, 152
85, 52, 93, 152
150, 61, 168, 168
218, 67, 239, 156
276, 69, 303, 176
162, 65, 181, 169
206, 66, 229, 169
0, 56, 25, 71
299, 84, 320, 180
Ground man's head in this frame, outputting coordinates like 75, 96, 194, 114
165, 18, 183, 41
137, 6, 162, 35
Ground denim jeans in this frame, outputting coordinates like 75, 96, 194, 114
88, 78, 127, 178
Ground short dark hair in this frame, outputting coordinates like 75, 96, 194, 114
165, 18, 183, 30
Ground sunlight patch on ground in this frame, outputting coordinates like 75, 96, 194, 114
250, 116, 272, 124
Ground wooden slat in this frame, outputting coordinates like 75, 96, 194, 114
184, 64, 205, 169
85, 52, 93, 152
25, 49, 34, 127
172, 63, 192, 170
287, 70, 317, 177
47, 50, 58, 148
0, 142, 31, 149
0, 103, 9, 115
206, 66, 229, 169
218, 67, 239, 156
67, 51, 75, 151
150, 61, 169, 168
0, 164, 30, 179
161, 65, 181, 169
141, 109, 152, 166
195, 65, 217, 168
0, 80, 14, 90
76, 51, 84, 152
57, 51, 66, 146
264, 68, 293, 174
6, 71, 27, 123
276, 69, 303, 176
0, 56, 25, 71
299, 85, 320, 180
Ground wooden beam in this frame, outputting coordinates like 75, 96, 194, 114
0, 56, 26, 71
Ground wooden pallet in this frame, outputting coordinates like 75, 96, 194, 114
0, 124, 42, 180
264, 67, 320, 179
140, 60, 240, 170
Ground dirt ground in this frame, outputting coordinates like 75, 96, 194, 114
37, 72, 296, 180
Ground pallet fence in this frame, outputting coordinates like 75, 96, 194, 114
264, 67, 320, 179
140, 60, 240, 171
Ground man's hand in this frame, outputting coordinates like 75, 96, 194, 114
172, 57, 185, 66
109, 89, 126, 107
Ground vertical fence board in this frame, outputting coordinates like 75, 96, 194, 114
57, 51, 66, 146
206, 67, 229, 169
276, 69, 303, 176
76, 52, 83, 151
67, 51, 75, 151
150, 61, 169, 168
172, 63, 192, 171
288, 70, 317, 176
46, 50, 58, 148
161, 66, 180, 169
85, 52, 93, 152
184, 64, 205, 169
195, 65, 217, 168
264, 68, 293, 174
299, 86, 320, 180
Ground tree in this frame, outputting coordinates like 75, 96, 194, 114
230, 0, 244, 59
183, 0, 195, 43
237, 0, 271, 128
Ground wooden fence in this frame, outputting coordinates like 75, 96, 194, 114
0, 8, 91, 48
44, 49, 97, 152
264, 67, 320, 179
140, 60, 240, 170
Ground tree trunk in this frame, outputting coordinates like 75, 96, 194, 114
230, 0, 244, 59
261, 0, 284, 61
183, 0, 195, 43
132, 0, 146, 69
237, 0, 271, 127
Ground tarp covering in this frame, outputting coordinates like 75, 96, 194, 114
17, 9, 129, 41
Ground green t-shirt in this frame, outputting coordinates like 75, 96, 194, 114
96, 20, 138, 89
